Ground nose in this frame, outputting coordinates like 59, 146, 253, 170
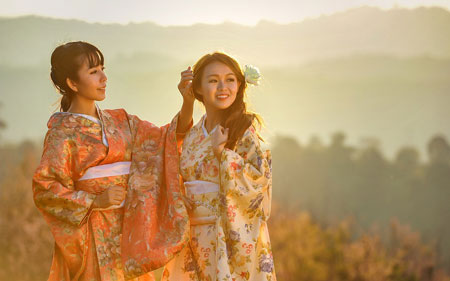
217, 80, 225, 90
101, 70, 107, 82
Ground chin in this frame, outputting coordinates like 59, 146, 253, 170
212, 105, 231, 111
216, 100, 235, 110
96, 94, 106, 101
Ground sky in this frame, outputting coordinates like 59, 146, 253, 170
1, 0, 449, 25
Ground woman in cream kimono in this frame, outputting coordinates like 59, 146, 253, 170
163, 52, 276, 280
32, 41, 193, 281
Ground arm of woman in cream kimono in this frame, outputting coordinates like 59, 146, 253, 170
219, 126, 272, 221
32, 129, 96, 227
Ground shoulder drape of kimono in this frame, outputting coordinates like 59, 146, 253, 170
121, 114, 190, 280
217, 125, 276, 280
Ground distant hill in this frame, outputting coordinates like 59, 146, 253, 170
0, 7, 449, 158
0, 6, 450, 67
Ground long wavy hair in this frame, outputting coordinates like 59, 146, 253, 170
192, 52, 263, 149
50, 41, 104, 112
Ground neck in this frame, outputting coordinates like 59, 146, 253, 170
67, 95, 98, 118
204, 107, 222, 133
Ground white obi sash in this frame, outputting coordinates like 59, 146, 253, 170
184, 180, 219, 225
78, 161, 131, 210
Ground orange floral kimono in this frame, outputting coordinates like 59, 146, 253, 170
162, 115, 276, 281
32, 108, 189, 281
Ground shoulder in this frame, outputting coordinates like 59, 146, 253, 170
45, 113, 77, 143
182, 119, 203, 147
102, 108, 128, 120
237, 125, 261, 147
235, 125, 271, 161
47, 112, 72, 129
41, 127, 75, 157
185, 116, 204, 137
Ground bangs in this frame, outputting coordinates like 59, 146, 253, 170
76, 43, 104, 69
85, 48, 104, 68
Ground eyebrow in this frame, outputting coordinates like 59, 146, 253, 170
207, 73, 236, 78
88, 64, 104, 69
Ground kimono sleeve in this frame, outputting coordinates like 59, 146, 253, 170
126, 111, 192, 151
32, 128, 96, 227
219, 126, 272, 221
121, 112, 190, 279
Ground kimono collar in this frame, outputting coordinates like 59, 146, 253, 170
47, 103, 102, 129
201, 114, 218, 137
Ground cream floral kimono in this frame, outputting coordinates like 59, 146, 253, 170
162, 115, 276, 281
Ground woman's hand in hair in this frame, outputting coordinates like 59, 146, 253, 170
177, 66, 195, 134
212, 125, 229, 160
178, 67, 195, 103
92, 186, 126, 209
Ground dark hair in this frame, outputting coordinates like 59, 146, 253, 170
192, 52, 263, 149
50, 41, 104, 112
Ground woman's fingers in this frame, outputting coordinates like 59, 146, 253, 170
181, 70, 193, 76
182, 195, 193, 211
179, 67, 194, 96
213, 126, 228, 145
218, 126, 229, 139
111, 190, 125, 199
180, 76, 194, 84
181, 73, 193, 79
180, 78, 193, 87
107, 187, 126, 204
179, 73, 194, 91
180, 68, 193, 76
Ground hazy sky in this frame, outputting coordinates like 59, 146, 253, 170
1, 0, 449, 25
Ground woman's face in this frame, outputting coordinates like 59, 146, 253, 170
197, 61, 240, 112
71, 58, 107, 101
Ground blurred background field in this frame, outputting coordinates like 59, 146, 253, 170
1, 3, 450, 281
1, 134, 450, 280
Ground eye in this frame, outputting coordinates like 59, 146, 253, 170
90, 70, 97, 74
227, 78, 235, 82
208, 79, 217, 83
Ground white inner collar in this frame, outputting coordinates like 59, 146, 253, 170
201, 115, 218, 137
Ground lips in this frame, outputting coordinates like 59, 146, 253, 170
216, 93, 229, 99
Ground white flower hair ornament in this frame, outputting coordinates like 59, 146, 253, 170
243, 64, 261, 86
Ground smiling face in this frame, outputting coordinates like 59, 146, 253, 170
196, 61, 241, 112
69, 57, 107, 102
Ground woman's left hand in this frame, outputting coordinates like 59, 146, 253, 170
212, 125, 229, 160
178, 67, 195, 103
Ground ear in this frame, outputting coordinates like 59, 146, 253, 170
66, 78, 78, 93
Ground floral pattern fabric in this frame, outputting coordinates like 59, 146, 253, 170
33, 108, 189, 281
121, 112, 190, 279
162, 115, 276, 281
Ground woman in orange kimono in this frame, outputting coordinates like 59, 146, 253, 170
162, 53, 276, 280
32, 41, 193, 281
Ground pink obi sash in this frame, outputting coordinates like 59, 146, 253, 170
76, 161, 131, 210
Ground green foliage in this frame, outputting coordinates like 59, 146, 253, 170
272, 133, 450, 273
